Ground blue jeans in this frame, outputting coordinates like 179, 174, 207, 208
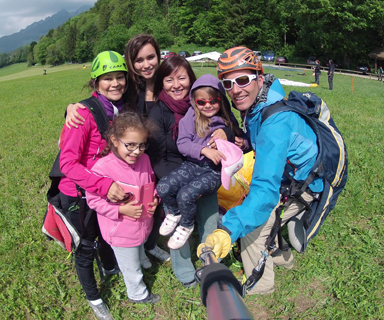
170, 192, 219, 283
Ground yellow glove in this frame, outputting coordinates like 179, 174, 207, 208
197, 229, 232, 259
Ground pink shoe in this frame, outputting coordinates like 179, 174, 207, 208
167, 225, 194, 250
159, 214, 181, 236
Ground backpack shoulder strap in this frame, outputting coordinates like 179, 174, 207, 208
79, 97, 109, 139
261, 98, 324, 195
48, 97, 109, 195
261, 100, 288, 124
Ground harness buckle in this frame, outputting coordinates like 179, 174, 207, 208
242, 251, 268, 295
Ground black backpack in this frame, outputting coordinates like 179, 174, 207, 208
48, 97, 109, 185
261, 91, 348, 252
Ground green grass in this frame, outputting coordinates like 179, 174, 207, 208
0, 63, 29, 77
0, 62, 90, 82
0, 65, 383, 319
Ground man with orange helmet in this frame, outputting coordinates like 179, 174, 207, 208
198, 47, 322, 295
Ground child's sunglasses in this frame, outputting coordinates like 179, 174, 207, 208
222, 74, 258, 90
195, 97, 221, 106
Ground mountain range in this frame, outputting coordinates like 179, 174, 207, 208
0, 5, 92, 53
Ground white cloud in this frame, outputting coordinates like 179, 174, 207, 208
0, 0, 96, 37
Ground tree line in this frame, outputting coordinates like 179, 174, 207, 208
1, 0, 383, 69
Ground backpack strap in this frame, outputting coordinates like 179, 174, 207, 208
76, 186, 105, 281
69, 98, 108, 249
48, 97, 109, 182
79, 96, 109, 139
261, 99, 324, 197
261, 100, 320, 252
261, 100, 287, 124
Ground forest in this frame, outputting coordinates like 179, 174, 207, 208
1, 0, 384, 69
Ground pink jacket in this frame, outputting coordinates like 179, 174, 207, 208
59, 106, 113, 197
86, 152, 155, 247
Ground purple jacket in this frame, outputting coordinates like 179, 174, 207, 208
177, 107, 229, 164
178, 74, 240, 164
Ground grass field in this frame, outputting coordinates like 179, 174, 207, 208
0, 62, 90, 82
0, 63, 383, 320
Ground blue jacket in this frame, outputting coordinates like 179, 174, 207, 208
222, 74, 323, 243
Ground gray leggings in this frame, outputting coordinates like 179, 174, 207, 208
156, 161, 221, 228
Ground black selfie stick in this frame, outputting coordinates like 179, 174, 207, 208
196, 248, 255, 320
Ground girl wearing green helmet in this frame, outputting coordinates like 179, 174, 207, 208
58, 51, 131, 320
88, 50, 128, 116
65, 36, 170, 265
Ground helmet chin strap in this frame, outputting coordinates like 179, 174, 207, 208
258, 74, 275, 103
247, 74, 275, 114
256, 86, 264, 102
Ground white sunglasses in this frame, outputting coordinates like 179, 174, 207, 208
222, 74, 258, 90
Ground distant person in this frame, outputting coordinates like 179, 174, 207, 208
156, 74, 246, 250
328, 59, 335, 90
378, 66, 383, 82
314, 60, 321, 85
43, 69, 46, 75
87, 112, 161, 305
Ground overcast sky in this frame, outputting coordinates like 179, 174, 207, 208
0, 0, 96, 38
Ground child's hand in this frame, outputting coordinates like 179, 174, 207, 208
147, 195, 159, 215
107, 182, 126, 203
207, 129, 227, 149
234, 136, 246, 149
201, 147, 226, 165
65, 103, 86, 129
119, 200, 143, 219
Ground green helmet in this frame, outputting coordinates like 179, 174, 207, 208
91, 51, 128, 79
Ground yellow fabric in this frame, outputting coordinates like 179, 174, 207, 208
217, 151, 255, 211
197, 229, 232, 259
